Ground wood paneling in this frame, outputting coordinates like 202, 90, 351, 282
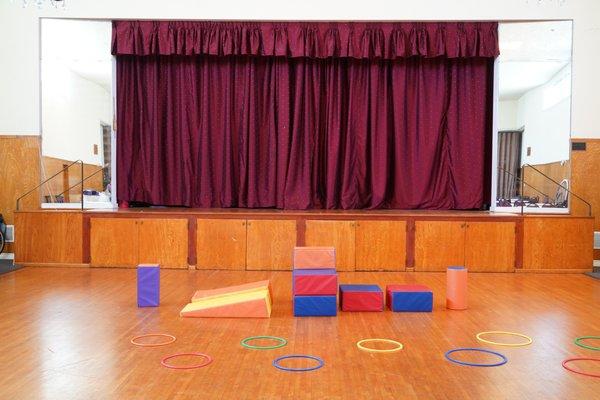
415, 221, 465, 271
571, 139, 600, 230
196, 219, 247, 270
246, 219, 297, 270
0, 136, 41, 224
41, 156, 104, 203
522, 160, 570, 200
355, 220, 406, 271
138, 219, 189, 269
523, 217, 593, 270
465, 221, 516, 272
90, 218, 138, 267
305, 220, 355, 271
14, 211, 82, 264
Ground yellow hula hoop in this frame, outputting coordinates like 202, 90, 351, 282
356, 338, 404, 353
476, 331, 533, 347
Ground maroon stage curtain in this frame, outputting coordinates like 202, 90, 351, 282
113, 21, 497, 210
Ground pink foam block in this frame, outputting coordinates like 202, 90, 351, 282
293, 246, 336, 269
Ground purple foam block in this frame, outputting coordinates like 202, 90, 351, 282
137, 264, 160, 307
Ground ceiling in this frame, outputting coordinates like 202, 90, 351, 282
499, 21, 572, 100
41, 19, 112, 92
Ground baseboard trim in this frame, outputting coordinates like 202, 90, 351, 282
17, 262, 90, 268
516, 268, 592, 274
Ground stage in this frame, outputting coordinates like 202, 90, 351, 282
13, 208, 594, 273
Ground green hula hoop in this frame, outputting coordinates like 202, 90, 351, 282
574, 336, 600, 351
241, 336, 288, 350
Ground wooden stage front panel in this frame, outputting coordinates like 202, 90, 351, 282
14, 209, 595, 272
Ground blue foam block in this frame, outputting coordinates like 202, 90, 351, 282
293, 295, 337, 317
137, 264, 160, 307
390, 291, 432, 312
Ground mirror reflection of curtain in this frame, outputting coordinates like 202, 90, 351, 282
497, 130, 522, 199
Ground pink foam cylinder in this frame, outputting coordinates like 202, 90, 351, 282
446, 266, 467, 310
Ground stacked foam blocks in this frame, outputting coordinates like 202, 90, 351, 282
292, 247, 338, 317
180, 280, 273, 318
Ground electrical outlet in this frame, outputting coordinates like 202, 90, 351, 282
93, 144, 98, 155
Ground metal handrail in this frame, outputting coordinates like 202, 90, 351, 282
522, 163, 592, 217
497, 166, 552, 215
16, 159, 84, 211
56, 164, 108, 198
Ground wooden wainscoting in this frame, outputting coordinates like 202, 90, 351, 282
90, 218, 139, 267
305, 220, 356, 271
137, 219, 188, 269
0, 136, 41, 225
414, 221, 466, 271
355, 220, 406, 271
522, 216, 593, 270
464, 221, 516, 272
571, 138, 600, 231
196, 219, 247, 270
246, 219, 297, 271
15, 211, 83, 265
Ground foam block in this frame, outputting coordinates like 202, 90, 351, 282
386, 284, 433, 312
293, 295, 337, 316
339, 284, 383, 312
293, 246, 336, 269
137, 264, 160, 307
446, 266, 468, 310
293, 269, 337, 295
191, 280, 271, 302
181, 289, 272, 318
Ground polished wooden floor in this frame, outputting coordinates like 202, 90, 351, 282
0, 268, 599, 400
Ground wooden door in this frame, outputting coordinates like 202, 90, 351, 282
138, 219, 189, 269
465, 221, 516, 272
414, 221, 465, 272
196, 219, 247, 270
305, 220, 355, 271
246, 219, 297, 270
355, 220, 406, 271
90, 218, 139, 267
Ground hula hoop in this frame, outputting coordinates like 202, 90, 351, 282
273, 355, 324, 372
476, 331, 533, 347
356, 338, 404, 353
445, 348, 508, 367
130, 333, 176, 347
161, 353, 213, 370
562, 357, 600, 378
241, 336, 287, 350
574, 336, 600, 351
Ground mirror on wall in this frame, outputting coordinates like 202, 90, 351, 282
496, 21, 572, 212
40, 19, 114, 208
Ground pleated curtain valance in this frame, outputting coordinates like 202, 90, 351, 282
111, 20, 499, 59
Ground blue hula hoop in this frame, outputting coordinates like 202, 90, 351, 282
445, 347, 508, 367
273, 354, 324, 372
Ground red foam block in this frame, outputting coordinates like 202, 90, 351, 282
340, 292, 383, 312
293, 270, 338, 295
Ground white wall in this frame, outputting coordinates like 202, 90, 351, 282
42, 60, 111, 165
1, 0, 600, 138
517, 74, 571, 165
499, 100, 519, 131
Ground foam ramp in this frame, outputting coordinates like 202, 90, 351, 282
181, 280, 272, 318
